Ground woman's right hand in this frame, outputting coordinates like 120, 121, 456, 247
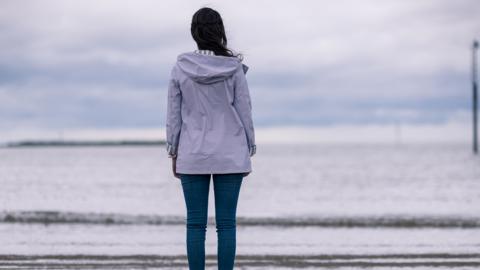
172, 157, 181, 179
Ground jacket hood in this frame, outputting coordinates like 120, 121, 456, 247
176, 52, 248, 84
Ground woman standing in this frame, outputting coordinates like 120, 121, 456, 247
165, 7, 256, 270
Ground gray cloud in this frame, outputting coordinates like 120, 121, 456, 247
0, 0, 479, 135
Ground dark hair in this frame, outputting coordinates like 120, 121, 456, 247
191, 7, 242, 60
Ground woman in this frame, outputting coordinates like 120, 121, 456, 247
165, 7, 256, 270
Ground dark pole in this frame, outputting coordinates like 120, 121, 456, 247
473, 40, 479, 154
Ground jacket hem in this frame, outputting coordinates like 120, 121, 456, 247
176, 168, 252, 174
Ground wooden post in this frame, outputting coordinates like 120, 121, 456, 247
473, 40, 478, 154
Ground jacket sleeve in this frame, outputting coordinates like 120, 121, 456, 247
233, 66, 256, 156
165, 66, 182, 158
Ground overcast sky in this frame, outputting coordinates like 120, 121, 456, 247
0, 0, 479, 142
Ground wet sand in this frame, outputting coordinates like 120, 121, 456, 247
1, 253, 480, 269
1, 223, 480, 269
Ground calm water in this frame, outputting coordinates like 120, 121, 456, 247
0, 143, 479, 269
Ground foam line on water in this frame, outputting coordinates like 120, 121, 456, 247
1, 211, 479, 228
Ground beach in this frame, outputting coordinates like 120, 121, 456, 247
1, 143, 479, 269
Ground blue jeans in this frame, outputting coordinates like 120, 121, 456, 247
179, 173, 244, 270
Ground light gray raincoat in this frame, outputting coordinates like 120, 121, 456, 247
165, 50, 256, 174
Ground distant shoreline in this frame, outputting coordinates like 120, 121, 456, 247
2, 140, 166, 148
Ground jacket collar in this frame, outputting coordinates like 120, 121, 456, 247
194, 49, 215, 55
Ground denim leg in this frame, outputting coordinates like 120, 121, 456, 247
180, 174, 211, 270
213, 173, 243, 270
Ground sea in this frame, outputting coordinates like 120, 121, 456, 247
0, 143, 479, 269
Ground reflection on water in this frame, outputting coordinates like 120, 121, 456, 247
0, 143, 479, 217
